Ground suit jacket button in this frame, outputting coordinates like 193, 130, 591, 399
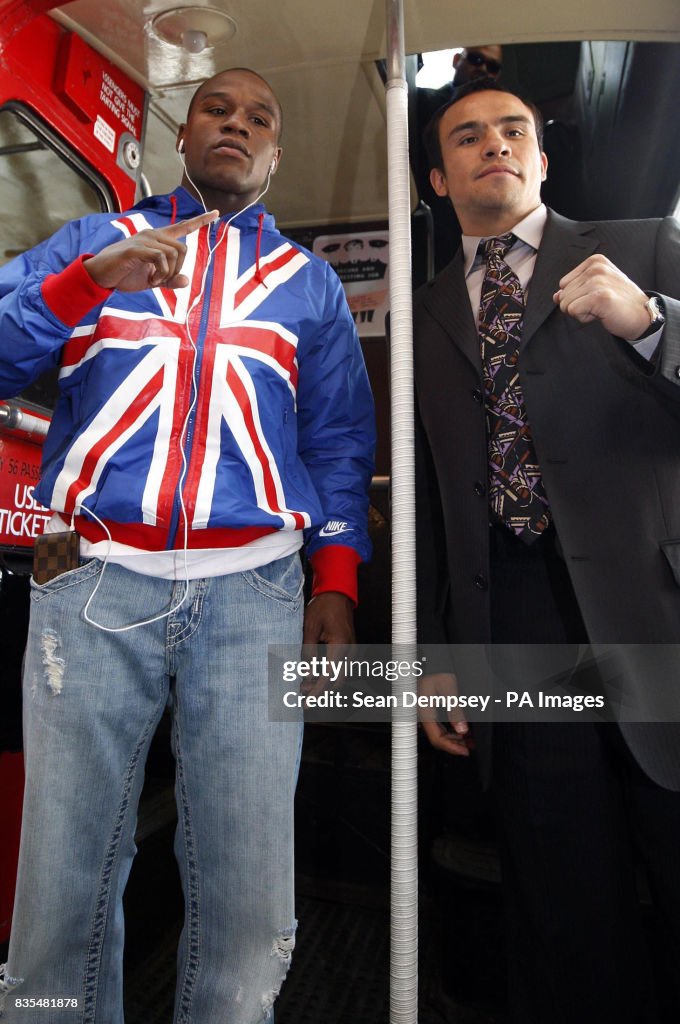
474, 574, 488, 591
473, 480, 486, 496
472, 387, 484, 404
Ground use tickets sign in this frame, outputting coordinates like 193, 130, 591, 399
0, 436, 50, 547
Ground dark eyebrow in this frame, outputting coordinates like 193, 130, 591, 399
448, 114, 532, 138
197, 91, 278, 122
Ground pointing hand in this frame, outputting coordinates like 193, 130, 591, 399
84, 210, 219, 292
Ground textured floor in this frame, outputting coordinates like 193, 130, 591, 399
122, 724, 505, 1023
123, 887, 502, 1024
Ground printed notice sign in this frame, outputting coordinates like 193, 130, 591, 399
94, 114, 116, 153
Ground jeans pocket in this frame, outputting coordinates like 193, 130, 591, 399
30, 558, 101, 602
242, 553, 304, 608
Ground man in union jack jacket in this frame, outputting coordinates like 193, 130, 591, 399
0, 68, 374, 1022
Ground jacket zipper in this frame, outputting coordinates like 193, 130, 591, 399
166, 220, 219, 549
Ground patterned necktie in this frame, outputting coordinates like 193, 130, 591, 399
478, 233, 551, 542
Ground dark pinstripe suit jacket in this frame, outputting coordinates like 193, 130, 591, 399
414, 209, 680, 788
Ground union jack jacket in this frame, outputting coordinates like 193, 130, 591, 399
0, 188, 375, 599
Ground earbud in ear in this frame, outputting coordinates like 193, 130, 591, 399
178, 139, 185, 154
269, 159, 276, 173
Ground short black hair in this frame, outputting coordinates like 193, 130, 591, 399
423, 79, 544, 172
186, 67, 283, 142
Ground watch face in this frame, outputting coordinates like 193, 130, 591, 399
647, 297, 664, 323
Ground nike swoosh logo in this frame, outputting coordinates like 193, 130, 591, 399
318, 523, 352, 538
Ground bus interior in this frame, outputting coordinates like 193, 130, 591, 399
1, 2, 679, 1021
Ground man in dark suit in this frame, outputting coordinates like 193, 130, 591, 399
414, 79, 680, 1023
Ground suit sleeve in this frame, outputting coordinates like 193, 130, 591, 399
652, 216, 680, 390
415, 396, 456, 671
296, 263, 376, 602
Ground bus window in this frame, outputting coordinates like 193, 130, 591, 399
0, 104, 113, 410
0, 104, 113, 268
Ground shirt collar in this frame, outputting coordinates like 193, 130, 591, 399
462, 203, 548, 277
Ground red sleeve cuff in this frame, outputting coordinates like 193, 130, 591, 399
309, 545, 361, 605
42, 255, 113, 327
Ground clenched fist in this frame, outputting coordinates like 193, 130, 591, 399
553, 253, 654, 341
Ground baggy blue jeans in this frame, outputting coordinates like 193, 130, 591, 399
0, 553, 304, 1023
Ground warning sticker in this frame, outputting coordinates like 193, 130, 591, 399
99, 70, 142, 137
94, 114, 116, 153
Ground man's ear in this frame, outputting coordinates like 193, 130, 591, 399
176, 125, 186, 154
540, 151, 548, 182
430, 167, 449, 199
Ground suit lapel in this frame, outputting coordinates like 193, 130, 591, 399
522, 210, 599, 347
421, 248, 481, 373
421, 211, 602, 365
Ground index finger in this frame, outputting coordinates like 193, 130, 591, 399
557, 253, 615, 291
557, 258, 592, 291
164, 210, 219, 239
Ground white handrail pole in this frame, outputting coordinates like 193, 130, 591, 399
385, 2, 418, 1023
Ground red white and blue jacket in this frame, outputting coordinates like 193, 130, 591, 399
0, 188, 375, 600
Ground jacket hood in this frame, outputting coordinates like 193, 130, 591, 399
133, 187, 277, 234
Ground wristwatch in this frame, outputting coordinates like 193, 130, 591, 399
639, 294, 666, 337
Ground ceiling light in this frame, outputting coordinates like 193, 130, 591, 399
150, 6, 237, 53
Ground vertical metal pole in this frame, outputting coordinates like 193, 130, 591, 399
385, 3, 418, 1023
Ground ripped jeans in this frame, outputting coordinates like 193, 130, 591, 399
0, 554, 304, 1023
